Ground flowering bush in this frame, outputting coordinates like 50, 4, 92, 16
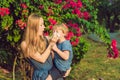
107, 39, 119, 59
0, 0, 104, 79
0, 0, 99, 59
0, 0, 113, 80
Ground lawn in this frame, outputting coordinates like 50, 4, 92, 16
0, 36, 120, 80
66, 37, 120, 80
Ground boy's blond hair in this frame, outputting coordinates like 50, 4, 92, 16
53, 23, 68, 36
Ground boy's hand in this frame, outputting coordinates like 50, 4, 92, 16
63, 67, 72, 77
52, 44, 58, 51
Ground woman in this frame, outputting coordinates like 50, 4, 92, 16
20, 13, 57, 80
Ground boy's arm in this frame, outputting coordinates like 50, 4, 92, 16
52, 44, 69, 60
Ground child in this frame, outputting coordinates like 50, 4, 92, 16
47, 23, 73, 80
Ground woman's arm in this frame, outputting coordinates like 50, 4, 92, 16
21, 41, 54, 63
30, 43, 53, 63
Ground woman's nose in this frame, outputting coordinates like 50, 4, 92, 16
43, 25, 45, 28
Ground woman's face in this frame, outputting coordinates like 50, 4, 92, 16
38, 18, 45, 35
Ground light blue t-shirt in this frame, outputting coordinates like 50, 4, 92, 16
54, 40, 73, 71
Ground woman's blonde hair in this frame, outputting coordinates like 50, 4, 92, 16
53, 23, 69, 36
22, 13, 46, 58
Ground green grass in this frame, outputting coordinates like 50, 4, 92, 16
0, 70, 12, 80
67, 38, 120, 80
0, 37, 120, 80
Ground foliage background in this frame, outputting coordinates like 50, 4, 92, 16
0, 0, 120, 79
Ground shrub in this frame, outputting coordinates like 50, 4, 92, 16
0, 0, 107, 79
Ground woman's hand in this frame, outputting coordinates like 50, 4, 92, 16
50, 31, 59, 43
49, 42, 55, 50
51, 44, 58, 52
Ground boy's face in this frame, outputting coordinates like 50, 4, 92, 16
56, 28, 65, 38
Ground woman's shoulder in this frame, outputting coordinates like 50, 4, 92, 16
21, 41, 27, 49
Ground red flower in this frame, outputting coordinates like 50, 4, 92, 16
16, 19, 26, 29
111, 39, 117, 48
69, 1, 76, 8
72, 23, 79, 28
75, 38, 79, 44
76, 32, 82, 37
107, 52, 113, 58
44, 32, 49, 36
49, 25, 53, 30
47, 9, 54, 16
53, 0, 62, 4
0, 8, 10, 16
66, 31, 74, 40
71, 38, 79, 46
72, 8, 82, 18
83, 11, 91, 20
75, 28, 82, 37
39, 5, 44, 9
71, 41, 77, 46
107, 39, 119, 59
77, 0, 82, 8
48, 18, 57, 25
62, 3, 71, 10
20, 3, 27, 9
